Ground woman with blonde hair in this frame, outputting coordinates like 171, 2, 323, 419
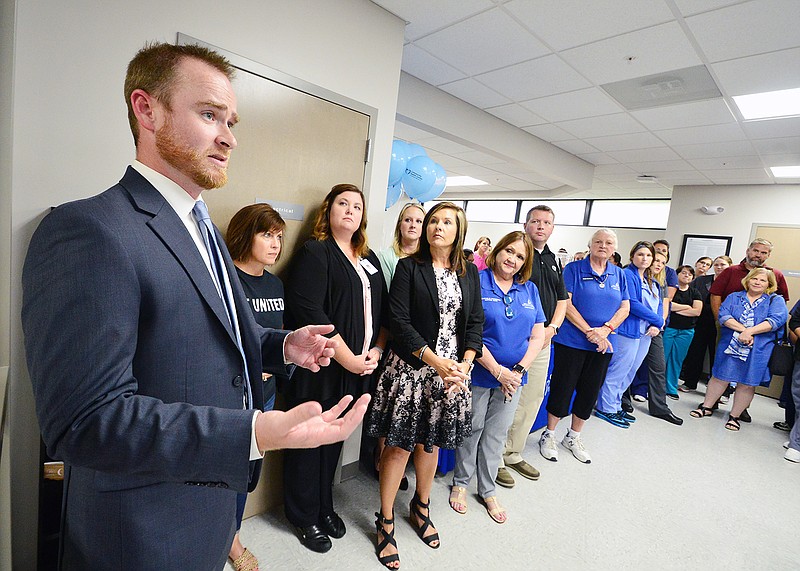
691, 268, 787, 430
378, 202, 425, 285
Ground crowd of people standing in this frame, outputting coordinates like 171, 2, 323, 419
221, 189, 798, 571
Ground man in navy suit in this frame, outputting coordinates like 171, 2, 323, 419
21, 42, 369, 569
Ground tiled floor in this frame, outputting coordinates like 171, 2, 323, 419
234, 389, 797, 570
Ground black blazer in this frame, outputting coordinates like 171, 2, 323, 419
283, 238, 388, 402
389, 256, 483, 369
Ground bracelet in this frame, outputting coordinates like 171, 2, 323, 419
461, 359, 474, 374
418, 345, 428, 361
495, 366, 504, 380
373, 346, 384, 358
603, 322, 615, 332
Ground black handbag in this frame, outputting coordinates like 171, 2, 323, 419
768, 326, 794, 377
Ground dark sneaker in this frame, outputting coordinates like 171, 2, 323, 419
666, 393, 679, 401
773, 421, 791, 432
619, 410, 636, 423
740, 409, 752, 423
594, 409, 630, 428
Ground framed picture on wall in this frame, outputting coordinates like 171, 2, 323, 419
679, 234, 732, 266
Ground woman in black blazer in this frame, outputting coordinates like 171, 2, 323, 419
366, 202, 483, 568
283, 184, 388, 553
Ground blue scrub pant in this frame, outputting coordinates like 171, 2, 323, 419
596, 335, 651, 414
663, 327, 694, 396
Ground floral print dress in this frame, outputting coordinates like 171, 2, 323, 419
367, 267, 472, 452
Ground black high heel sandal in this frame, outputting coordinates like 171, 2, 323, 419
375, 511, 400, 569
409, 493, 440, 549
689, 405, 714, 418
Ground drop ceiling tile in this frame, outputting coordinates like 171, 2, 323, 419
761, 153, 800, 166
672, 0, 742, 16
646, 170, 708, 181
515, 171, 560, 185
414, 9, 550, 75
475, 55, 591, 101
456, 164, 509, 179
500, 181, 549, 191
752, 137, 800, 155
607, 147, 682, 162
556, 113, 647, 139
590, 179, 623, 189
523, 124, 574, 142
552, 140, 602, 155
712, 47, 800, 96
704, 168, 774, 183
521, 88, 623, 122
505, 0, 674, 51
671, 140, 757, 159
439, 77, 511, 108
595, 172, 642, 183
654, 123, 747, 146
425, 154, 472, 170
485, 103, 545, 127
631, 99, 735, 130
741, 117, 800, 140
560, 22, 702, 85
401, 44, 467, 86
594, 164, 637, 175
686, 0, 800, 62
376, 0, 495, 41
689, 156, 766, 170
626, 159, 694, 172
578, 152, 620, 165
657, 174, 713, 184
584, 131, 666, 152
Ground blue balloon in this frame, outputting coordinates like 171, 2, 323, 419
416, 162, 447, 203
405, 143, 428, 161
389, 140, 409, 186
385, 179, 403, 210
402, 155, 437, 199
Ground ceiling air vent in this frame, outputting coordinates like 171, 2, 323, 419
601, 65, 721, 111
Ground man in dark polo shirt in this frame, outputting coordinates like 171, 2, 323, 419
709, 237, 789, 421
496, 205, 567, 488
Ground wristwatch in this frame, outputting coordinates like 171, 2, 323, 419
549, 324, 560, 335
511, 363, 526, 374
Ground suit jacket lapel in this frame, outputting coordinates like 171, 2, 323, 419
120, 168, 237, 345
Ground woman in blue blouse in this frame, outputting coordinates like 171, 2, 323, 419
690, 268, 788, 430
450, 231, 545, 524
594, 241, 663, 429
541, 229, 630, 463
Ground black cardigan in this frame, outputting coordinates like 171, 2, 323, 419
389, 256, 484, 369
283, 239, 388, 402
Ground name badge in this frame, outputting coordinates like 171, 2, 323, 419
360, 259, 379, 275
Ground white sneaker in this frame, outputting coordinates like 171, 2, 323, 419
632, 395, 647, 402
784, 441, 790, 449
786, 447, 800, 463
539, 432, 559, 462
561, 434, 592, 464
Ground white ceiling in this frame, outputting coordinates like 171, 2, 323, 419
372, 0, 800, 199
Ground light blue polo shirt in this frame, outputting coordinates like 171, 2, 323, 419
554, 257, 629, 351
473, 269, 545, 389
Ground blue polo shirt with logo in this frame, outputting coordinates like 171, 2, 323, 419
473, 269, 545, 389
554, 257, 629, 352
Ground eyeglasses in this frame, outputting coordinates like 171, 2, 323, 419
503, 294, 514, 319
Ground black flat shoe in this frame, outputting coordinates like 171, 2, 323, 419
739, 409, 752, 423
621, 401, 634, 413
296, 524, 332, 553
653, 412, 684, 425
319, 513, 346, 539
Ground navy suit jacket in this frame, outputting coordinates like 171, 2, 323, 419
22, 167, 289, 570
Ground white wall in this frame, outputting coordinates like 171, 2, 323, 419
6, 1, 404, 566
665, 184, 800, 259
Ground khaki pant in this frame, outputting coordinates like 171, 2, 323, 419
502, 344, 551, 465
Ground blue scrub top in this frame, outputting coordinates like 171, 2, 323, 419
555, 257, 629, 351
472, 269, 545, 389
